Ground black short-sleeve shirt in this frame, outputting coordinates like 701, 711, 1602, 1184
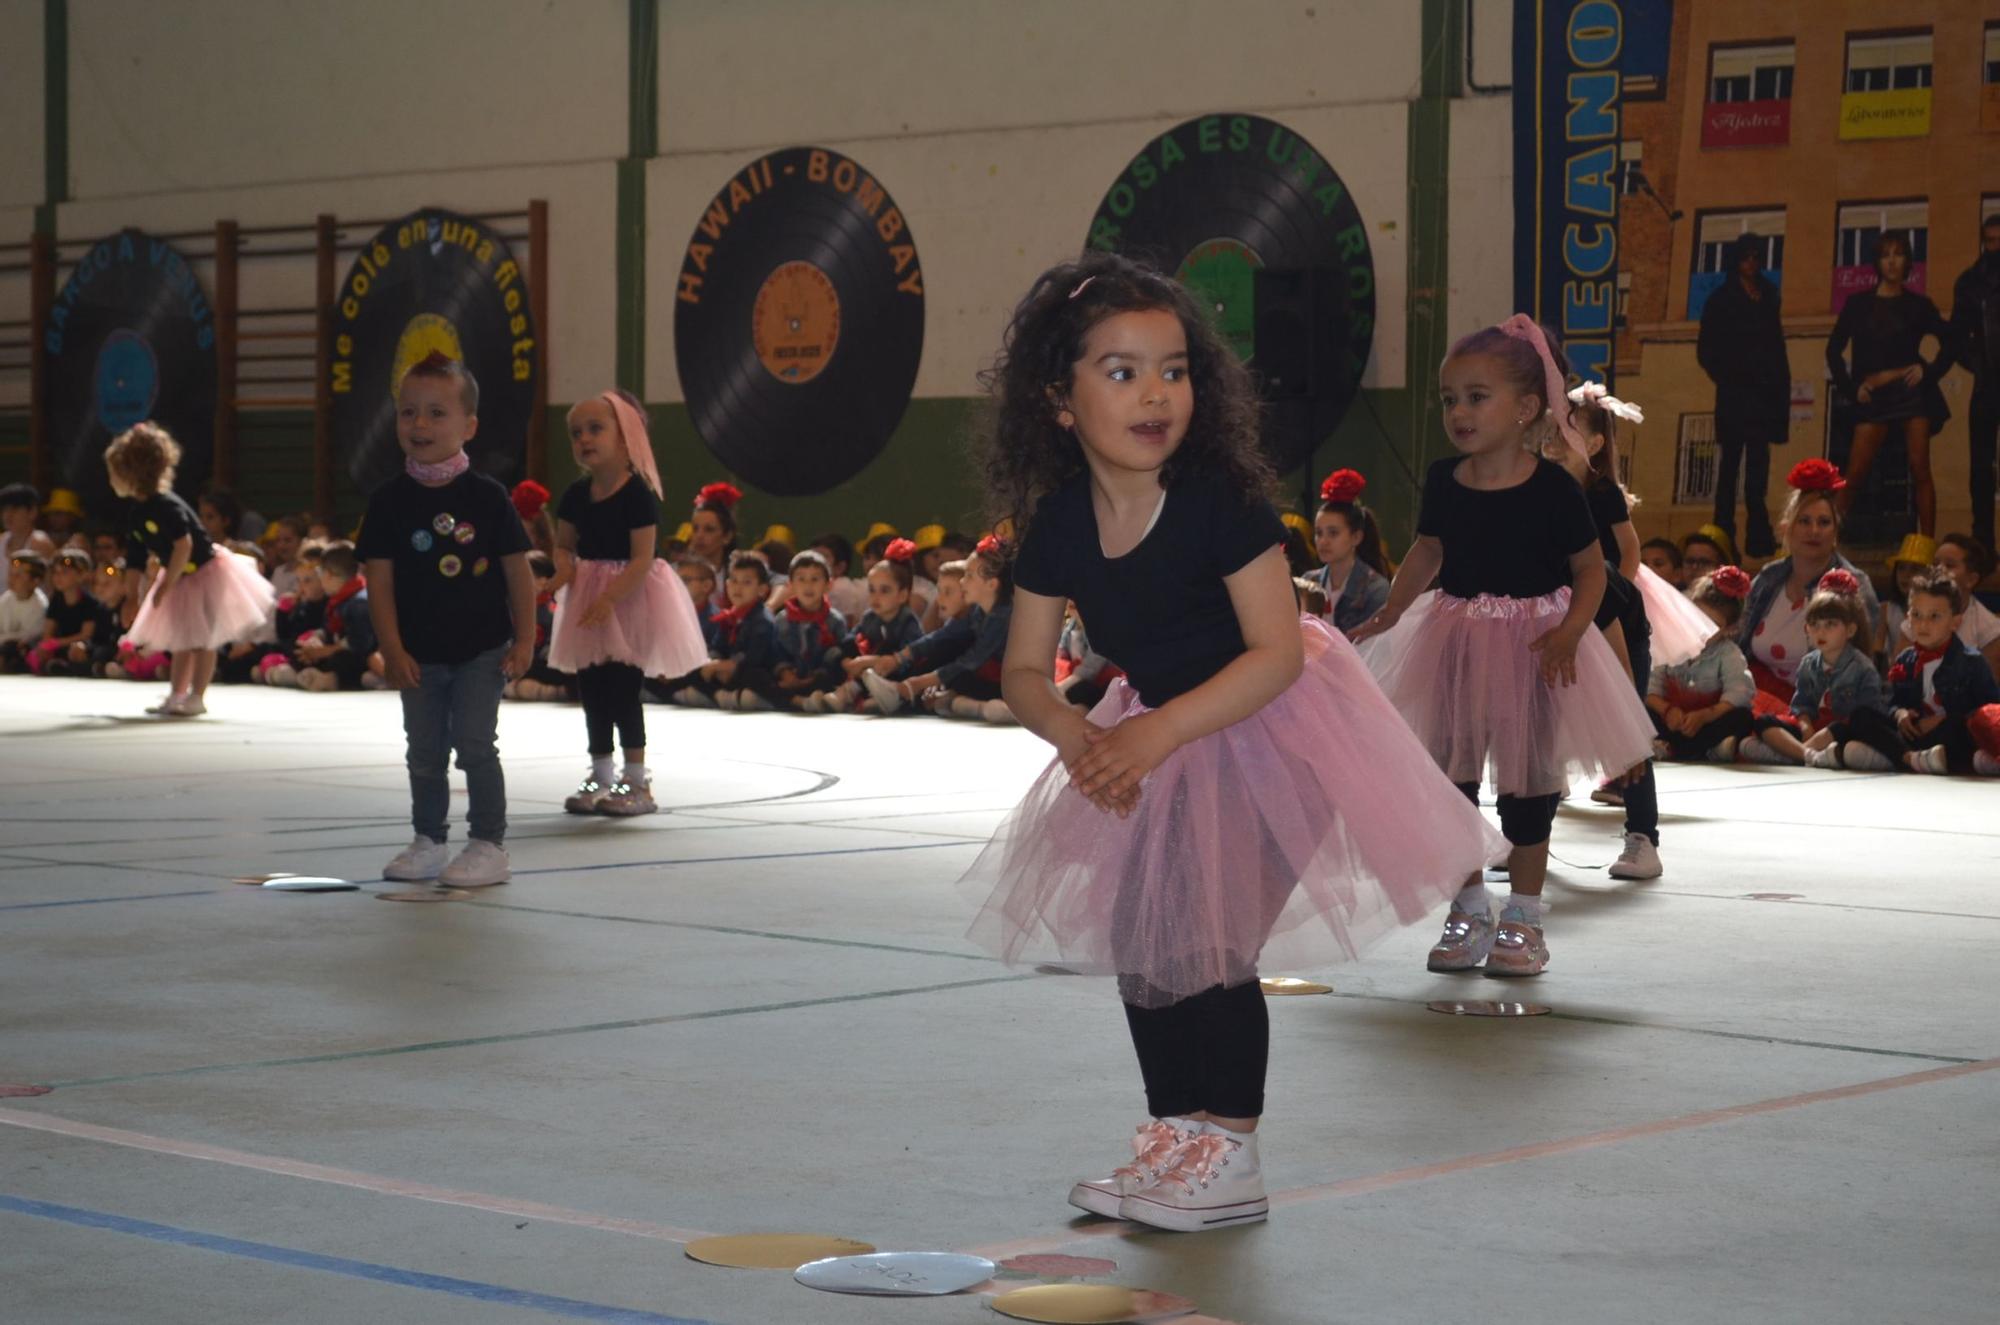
1584, 477, 1643, 632
46, 592, 102, 639
355, 470, 530, 664
1012, 469, 1285, 708
124, 492, 215, 571
556, 474, 661, 561
1416, 456, 1597, 599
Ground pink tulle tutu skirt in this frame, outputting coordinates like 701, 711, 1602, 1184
959, 616, 1507, 1007
1633, 564, 1716, 667
1375, 588, 1657, 797
549, 557, 710, 678
125, 550, 275, 653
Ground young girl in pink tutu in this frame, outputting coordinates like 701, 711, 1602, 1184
1352, 318, 1656, 976
107, 422, 275, 716
549, 391, 710, 817
958, 252, 1504, 1234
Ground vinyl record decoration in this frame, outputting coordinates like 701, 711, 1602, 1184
674, 147, 925, 496
1085, 113, 1377, 474
330, 209, 537, 495
42, 229, 218, 510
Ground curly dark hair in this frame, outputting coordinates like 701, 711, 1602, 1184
974, 250, 1271, 536
104, 421, 181, 497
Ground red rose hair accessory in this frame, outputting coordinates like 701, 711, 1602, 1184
883, 537, 917, 564
1710, 565, 1752, 599
510, 479, 551, 522
975, 534, 1007, 556
1320, 468, 1366, 505
1815, 568, 1862, 597
1787, 459, 1846, 492
695, 481, 743, 510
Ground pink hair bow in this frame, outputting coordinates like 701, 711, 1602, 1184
1497, 314, 1590, 462
1568, 380, 1645, 424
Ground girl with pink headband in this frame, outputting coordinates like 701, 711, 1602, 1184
548, 389, 711, 816
1353, 316, 1655, 977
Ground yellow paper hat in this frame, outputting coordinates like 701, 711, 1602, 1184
43, 488, 84, 518
864, 521, 899, 543
1887, 533, 1937, 569
1692, 523, 1738, 564
1279, 511, 1312, 539
673, 521, 694, 543
913, 523, 947, 551
760, 523, 796, 548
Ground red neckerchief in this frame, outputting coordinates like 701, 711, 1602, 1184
782, 597, 839, 652
710, 600, 756, 647
1888, 644, 1948, 686
324, 576, 365, 636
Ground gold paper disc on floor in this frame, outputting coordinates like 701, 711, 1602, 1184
1259, 977, 1332, 995
375, 888, 472, 903
684, 1234, 875, 1270
990, 1285, 1197, 1323
1426, 1000, 1550, 1017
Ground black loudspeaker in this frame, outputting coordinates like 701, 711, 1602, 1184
1252, 267, 1335, 399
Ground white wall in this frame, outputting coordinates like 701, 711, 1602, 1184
66, 0, 625, 199
0, 0, 44, 209
1467, 0, 1514, 93
659, 0, 1424, 153
1447, 96, 1515, 345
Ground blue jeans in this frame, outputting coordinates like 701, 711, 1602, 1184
400, 644, 507, 845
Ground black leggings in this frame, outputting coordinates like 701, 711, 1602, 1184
1457, 782, 1561, 847
1835, 707, 1978, 773
577, 662, 645, 755
1123, 980, 1270, 1120
1620, 622, 1659, 845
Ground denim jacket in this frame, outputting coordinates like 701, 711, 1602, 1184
770, 605, 849, 676
714, 603, 778, 671
1313, 561, 1391, 634
1649, 635, 1754, 710
903, 609, 978, 674
1736, 553, 1883, 655
1788, 646, 1889, 724
936, 603, 1012, 689
843, 607, 924, 660
1887, 640, 2000, 718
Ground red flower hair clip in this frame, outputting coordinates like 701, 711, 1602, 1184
1815, 568, 1862, 597
695, 481, 743, 510
1787, 459, 1846, 493
1710, 565, 1752, 599
510, 479, 551, 522
1319, 468, 1366, 505
883, 537, 917, 564
975, 534, 1007, 555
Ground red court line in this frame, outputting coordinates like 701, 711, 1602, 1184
0, 1105, 714, 1245
963, 1055, 2000, 1260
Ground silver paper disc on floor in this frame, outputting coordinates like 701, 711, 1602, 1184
794, 1251, 996, 1296
1426, 1000, 1550, 1017
261, 876, 358, 892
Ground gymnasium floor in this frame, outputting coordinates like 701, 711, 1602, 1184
1, 677, 1993, 1325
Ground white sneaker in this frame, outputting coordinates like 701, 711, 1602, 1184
1606, 831, 1662, 880
1068, 1118, 1198, 1219
1974, 752, 2000, 777
1906, 746, 1950, 775
714, 689, 741, 711
735, 689, 775, 711
298, 668, 340, 692
1803, 746, 1842, 770
673, 687, 716, 708
360, 672, 386, 690
169, 695, 207, 717
382, 836, 448, 881
980, 699, 1017, 724
1704, 736, 1737, 762
860, 669, 907, 714
439, 839, 510, 888
263, 664, 299, 687
1841, 742, 1896, 772
1119, 1126, 1267, 1232
146, 693, 184, 715
1738, 736, 1788, 764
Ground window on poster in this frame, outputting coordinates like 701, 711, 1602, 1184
1619, 140, 1642, 195
1846, 33, 1932, 92
1985, 24, 1998, 84
1984, 27, 2000, 131
1688, 209, 1785, 319
1833, 200, 1928, 311
1674, 413, 1719, 506
1711, 44, 1795, 102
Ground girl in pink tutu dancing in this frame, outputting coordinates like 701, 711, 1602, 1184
959, 253, 1504, 1234
1352, 318, 1656, 976
549, 390, 711, 816
108, 422, 275, 717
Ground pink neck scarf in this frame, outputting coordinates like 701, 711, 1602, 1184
406, 449, 471, 484
1497, 314, 1590, 462
602, 391, 663, 499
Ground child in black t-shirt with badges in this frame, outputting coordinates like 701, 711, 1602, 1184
957, 253, 1502, 1234
356, 352, 534, 889
1354, 318, 1656, 977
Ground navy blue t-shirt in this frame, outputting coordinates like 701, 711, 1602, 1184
1012, 469, 1285, 708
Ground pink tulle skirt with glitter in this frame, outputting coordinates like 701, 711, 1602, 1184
1374, 588, 1657, 797
125, 550, 275, 653
959, 616, 1507, 1008
1633, 564, 1716, 667
549, 557, 710, 678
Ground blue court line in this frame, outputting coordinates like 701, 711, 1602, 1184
509, 838, 973, 877
0, 888, 221, 912
0, 1193, 713, 1324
